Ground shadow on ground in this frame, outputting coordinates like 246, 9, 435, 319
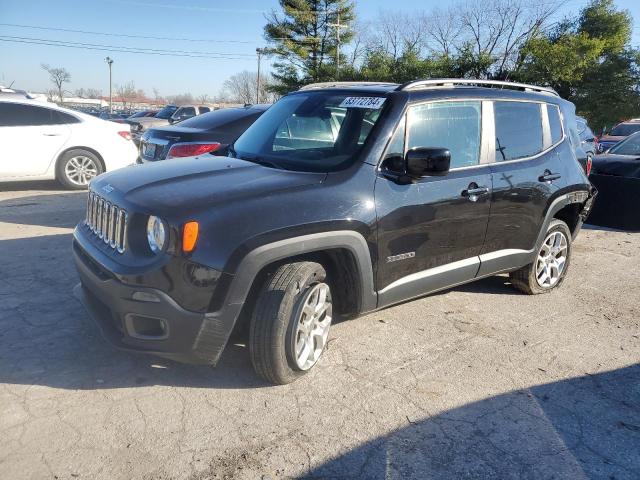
0, 191, 86, 229
304, 364, 640, 479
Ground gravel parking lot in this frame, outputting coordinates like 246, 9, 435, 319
1, 181, 639, 480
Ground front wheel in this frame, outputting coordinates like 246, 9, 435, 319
249, 262, 333, 385
509, 219, 572, 295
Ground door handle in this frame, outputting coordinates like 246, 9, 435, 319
42, 133, 61, 136
462, 184, 490, 202
539, 170, 561, 182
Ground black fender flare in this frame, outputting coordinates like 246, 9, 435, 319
226, 230, 377, 312
194, 231, 377, 365
533, 189, 592, 253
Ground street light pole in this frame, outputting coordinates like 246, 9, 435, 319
105, 57, 113, 113
256, 48, 262, 104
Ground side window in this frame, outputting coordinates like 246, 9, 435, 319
52, 110, 80, 125
199, 107, 210, 114
494, 101, 543, 161
0, 103, 62, 126
547, 105, 563, 144
407, 101, 481, 169
382, 115, 406, 173
181, 107, 196, 116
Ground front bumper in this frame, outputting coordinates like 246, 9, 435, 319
73, 241, 242, 365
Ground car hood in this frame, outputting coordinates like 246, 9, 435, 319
599, 135, 625, 143
91, 156, 327, 214
592, 154, 640, 178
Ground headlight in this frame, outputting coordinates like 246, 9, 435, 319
146, 216, 166, 253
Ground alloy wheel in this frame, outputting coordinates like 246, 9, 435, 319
64, 155, 99, 186
292, 283, 332, 370
535, 230, 568, 288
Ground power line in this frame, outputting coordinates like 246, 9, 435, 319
0, 35, 255, 57
0, 22, 322, 45
0, 37, 254, 60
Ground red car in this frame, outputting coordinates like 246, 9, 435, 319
597, 119, 640, 152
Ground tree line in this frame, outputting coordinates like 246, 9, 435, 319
264, 0, 640, 130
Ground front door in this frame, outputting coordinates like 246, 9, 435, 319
376, 100, 492, 307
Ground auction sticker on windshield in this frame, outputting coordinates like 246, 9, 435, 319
339, 97, 386, 109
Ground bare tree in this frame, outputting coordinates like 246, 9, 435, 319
85, 88, 102, 99
222, 71, 281, 104
370, 11, 426, 59
458, 0, 561, 78
41, 64, 71, 102
423, 7, 462, 57
165, 93, 195, 105
197, 93, 211, 104
116, 81, 137, 111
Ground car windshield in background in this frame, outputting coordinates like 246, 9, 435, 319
609, 133, 640, 156
155, 105, 178, 119
232, 93, 385, 172
610, 123, 640, 136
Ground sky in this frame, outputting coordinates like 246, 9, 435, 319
0, 0, 639, 98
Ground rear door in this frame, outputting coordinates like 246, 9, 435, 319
376, 100, 492, 307
0, 102, 71, 178
478, 100, 561, 275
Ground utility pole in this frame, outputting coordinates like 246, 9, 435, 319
105, 57, 113, 113
256, 48, 263, 104
256, 48, 273, 104
329, 12, 346, 79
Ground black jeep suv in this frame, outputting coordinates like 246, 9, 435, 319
73, 79, 595, 384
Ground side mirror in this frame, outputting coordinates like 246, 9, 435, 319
405, 147, 451, 177
168, 117, 176, 124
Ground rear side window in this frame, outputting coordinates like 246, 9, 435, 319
407, 101, 481, 168
494, 101, 543, 161
547, 105, 563, 144
0, 102, 78, 126
199, 106, 210, 113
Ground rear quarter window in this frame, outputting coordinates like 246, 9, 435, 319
547, 105, 563, 144
494, 101, 543, 161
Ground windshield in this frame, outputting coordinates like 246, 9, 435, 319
609, 133, 640, 155
155, 105, 178, 119
232, 92, 386, 172
609, 123, 640, 136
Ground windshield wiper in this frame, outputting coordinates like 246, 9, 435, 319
238, 154, 283, 170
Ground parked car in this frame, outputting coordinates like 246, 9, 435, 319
0, 94, 137, 189
576, 116, 597, 174
138, 104, 269, 163
126, 110, 159, 121
129, 105, 211, 143
597, 119, 640, 152
587, 132, 640, 230
73, 79, 595, 384
99, 112, 129, 123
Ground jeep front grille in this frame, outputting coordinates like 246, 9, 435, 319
85, 191, 128, 253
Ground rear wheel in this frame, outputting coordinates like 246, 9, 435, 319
56, 149, 103, 190
249, 262, 332, 385
510, 219, 572, 295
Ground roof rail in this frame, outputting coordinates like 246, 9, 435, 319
397, 78, 559, 97
299, 81, 398, 91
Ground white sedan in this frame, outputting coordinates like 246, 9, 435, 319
0, 95, 137, 189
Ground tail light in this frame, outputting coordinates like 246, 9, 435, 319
166, 142, 221, 159
118, 131, 132, 141
586, 156, 593, 176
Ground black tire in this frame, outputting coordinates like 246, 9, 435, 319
509, 219, 572, 295
56, 149, 104, 190
249, 261, 332, 385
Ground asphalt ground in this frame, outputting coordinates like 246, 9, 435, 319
1, 180, 638, 480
